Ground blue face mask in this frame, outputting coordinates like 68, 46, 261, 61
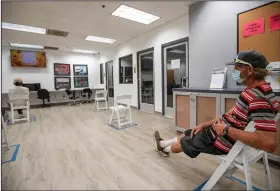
232, 69, 243, 83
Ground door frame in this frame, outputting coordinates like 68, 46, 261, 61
161, 37, 189, 116
136, 47, 154, 110
105, 60, 114, 97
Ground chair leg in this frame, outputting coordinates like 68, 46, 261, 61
242, 150, 253, 190
109, 110, 114, 125
26, 102, 30, 122
105, 100, 108, 110
116, 110, 121, 129
263, 153, 273, 190
2, 116, 10, 149
97, 100, 99, 111
10, 103, 14, 124
128, 108, 132, 125
202, 144, 244, 190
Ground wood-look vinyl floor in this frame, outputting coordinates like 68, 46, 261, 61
2, 104, 280, 190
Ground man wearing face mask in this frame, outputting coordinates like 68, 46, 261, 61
153, 50, 279, 157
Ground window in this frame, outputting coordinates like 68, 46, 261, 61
100, 63, 104, 84
119, 54, 133, 84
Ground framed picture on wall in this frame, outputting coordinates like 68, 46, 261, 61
54, 63, 70, 76
73, 64, 88, 76
54, 77, 71, 90
74, 77, 89, 88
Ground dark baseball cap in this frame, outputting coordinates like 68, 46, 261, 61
226, 50, 269, 69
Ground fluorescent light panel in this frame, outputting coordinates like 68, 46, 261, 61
2, 22, 46, 34
85, 36, 117, 44
112, 4, 160, 25
73, 49, 96, 54
10, 43, 44, 49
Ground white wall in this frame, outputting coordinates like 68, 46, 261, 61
189, 1, 267, 88
2, 47, 103, 93
100, 14, 189, 112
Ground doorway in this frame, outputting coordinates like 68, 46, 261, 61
162, 38, 189, 118
137, 48, 154, 113
105, 61, 114, 98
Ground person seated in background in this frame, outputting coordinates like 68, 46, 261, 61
8, 78, 29, 118
153, 50, 279, 157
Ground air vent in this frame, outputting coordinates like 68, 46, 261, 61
44, 46, 59, 50
46, 29, 69, 37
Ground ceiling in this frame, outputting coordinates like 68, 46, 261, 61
1, 1, 194, 54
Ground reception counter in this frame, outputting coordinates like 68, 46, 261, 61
173, 88, 280, 161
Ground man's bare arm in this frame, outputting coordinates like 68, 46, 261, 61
228, 127, 277, 153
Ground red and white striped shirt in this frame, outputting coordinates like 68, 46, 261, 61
212, 83, 279, 153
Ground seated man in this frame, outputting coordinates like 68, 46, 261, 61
154, 50, 279, 157
8, 78, 29, 118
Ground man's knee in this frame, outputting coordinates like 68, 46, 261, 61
171, 143, 182, 153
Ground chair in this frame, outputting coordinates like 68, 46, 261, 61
109, 95, 132, 129
80, 88, 93, 103
142, 87, 153, 104
37, 89, 50, 108
65, 89, 80, 106
94, 90, 108, 111
202, 113, 280, 191
8, 88, 30, 124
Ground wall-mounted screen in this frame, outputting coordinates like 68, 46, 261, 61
10, 49, 46, 68
73, 65, 88, 76
54, 77, 71, 90
54, 63, 70, 76
74, 77, 89, 88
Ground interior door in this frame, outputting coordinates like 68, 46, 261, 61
163, 41, 188, 118
106, 61, 114, 98
138, 51, 154, 113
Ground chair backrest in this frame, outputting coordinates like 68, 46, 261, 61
9, 87, 29, 101
95, 90, 107, 98
114, 95, 132, 108
37, 89, 50, 99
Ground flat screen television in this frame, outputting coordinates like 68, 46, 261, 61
10, 49, 46, 68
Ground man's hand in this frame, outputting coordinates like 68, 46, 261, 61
191, 124, 204, 139
213, 123, 227, 136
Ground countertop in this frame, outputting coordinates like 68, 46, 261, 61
173, 87, 280, 96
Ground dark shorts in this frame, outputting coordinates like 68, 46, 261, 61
180, 127, 227, 158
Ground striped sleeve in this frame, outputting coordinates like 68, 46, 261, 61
248, 97, 277, 132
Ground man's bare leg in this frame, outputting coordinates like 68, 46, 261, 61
161, 133, 185, 153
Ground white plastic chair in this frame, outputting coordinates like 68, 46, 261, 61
94, 90, 108, 111
202, 113, 280, 191
109, 95, 132, 129
8, 88, 30, 124
1, 116, 10, 150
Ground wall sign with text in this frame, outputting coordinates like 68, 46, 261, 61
270, 13, 280, 31
243, 18, 264, 37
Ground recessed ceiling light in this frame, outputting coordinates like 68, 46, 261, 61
112, 4, 160, 25
169, 50, 185, 54
85, 36, 117, 44
10, 43, 44, 49
73, 49, 97, 54
2, 22, 46, 34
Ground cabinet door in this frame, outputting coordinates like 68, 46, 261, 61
225, 98, 237, 112
196, 96, 217, 126
176, 95, 190, 129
